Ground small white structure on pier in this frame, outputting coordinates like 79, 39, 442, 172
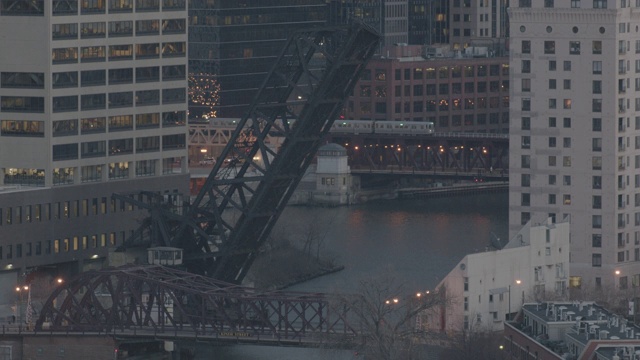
147, 247, 183, 266
313, 143, 354, 205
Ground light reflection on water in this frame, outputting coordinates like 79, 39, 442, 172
284, 193, 508, 294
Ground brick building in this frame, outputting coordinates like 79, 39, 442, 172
342, 44, 510, 134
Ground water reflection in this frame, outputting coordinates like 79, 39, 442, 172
280, 193, 508, 294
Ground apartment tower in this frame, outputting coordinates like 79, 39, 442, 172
509, 0, 640, 291
0, 0, 189, 284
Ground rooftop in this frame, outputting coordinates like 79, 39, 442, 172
516, 302, 640, 360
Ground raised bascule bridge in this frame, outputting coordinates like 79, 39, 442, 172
31, 21, 382, 349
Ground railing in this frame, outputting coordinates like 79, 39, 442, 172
433, 132, 509, 139
2, 324, 354, 346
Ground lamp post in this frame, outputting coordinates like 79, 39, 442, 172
15, 285, 28, 325
508, 280, 522, 321
616, 270, 637, 324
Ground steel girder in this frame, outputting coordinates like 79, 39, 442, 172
114, 22, 380, 284
35, 265, 359, 341
329, 134, 508, 172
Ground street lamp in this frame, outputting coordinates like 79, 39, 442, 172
15, 285, 28, 325
508, 280, 522, 322
616, 270, 637, 324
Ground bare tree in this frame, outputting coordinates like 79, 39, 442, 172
297, 213, 336, 260
438, 315, 506, 360
330, 273, 449, 360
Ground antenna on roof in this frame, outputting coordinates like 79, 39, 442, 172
490, 232, 503, 250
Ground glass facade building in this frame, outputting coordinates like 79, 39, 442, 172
188, 0, 327, 119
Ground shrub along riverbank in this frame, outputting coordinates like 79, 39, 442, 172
246, 244, 343, 291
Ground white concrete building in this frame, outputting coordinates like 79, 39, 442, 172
0, 1, 189, 282
508, 1, 640, 292
423, 218, 570, 333
313, 143, 354, 205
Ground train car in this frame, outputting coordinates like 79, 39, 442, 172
372, 121, 434, 135
329, 120, 434, 135
209, 118, 241, 128
331, 120, 373, 134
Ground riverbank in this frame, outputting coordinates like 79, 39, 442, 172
245, 245, 344, 291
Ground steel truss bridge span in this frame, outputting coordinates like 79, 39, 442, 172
35, 265, 361, 343
329, 132, 508, 173
115, 22, 381, 285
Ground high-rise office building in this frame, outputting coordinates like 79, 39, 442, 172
449, 0, 508, 54
0, 1, 189, 280
327, 0, 410, 51
188, 0, 327, 119
408, 0, 448, 45
509, 1, 640, 291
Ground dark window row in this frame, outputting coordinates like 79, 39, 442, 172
53, 19, 185, 40
50, 0, 185, 16
51, 88, 185, 112
52, 111, 185, 137
52, 43, 185, 64
374, 64, 510, 83
0, 0, 44, 16
52, 133, 184, 160
1, 96, 44, 113
0, 197, 136, 227
1, 72, 44, 89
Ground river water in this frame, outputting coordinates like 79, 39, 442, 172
184, 192, 509, 359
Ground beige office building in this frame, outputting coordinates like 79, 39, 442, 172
0, 1, 189, 285
449, 0, 509, 52
509, 0, 640, 292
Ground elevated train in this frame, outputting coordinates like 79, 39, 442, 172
206, 118, 435, 136
330, 119, 434, 135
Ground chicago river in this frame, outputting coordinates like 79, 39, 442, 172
186, 192, 508, 359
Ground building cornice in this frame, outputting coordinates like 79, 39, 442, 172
508, 8, 617, 23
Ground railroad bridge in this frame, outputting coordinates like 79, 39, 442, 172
328, 132, 508, 174
34, 265, 361, 346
